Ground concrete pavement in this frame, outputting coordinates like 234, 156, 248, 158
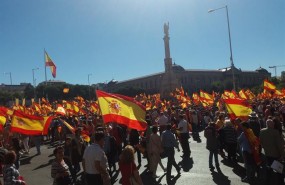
0, 135, 269, 185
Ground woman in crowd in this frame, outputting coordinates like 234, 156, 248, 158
149, 126, 164, 178
119, 145, 143, 185
51, 146, 72, 185
238, 122, 256, 183
3, 150, 26, 185
204, 122, 220, 170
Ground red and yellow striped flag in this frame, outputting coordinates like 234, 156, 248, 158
264, 79, 276, 92
200, 90, 214, 107
239, 89, 249, 100
96, 90, 147, 131
11, 110, 54, 135
224, 98, 252, 120
45, 50, 56, 78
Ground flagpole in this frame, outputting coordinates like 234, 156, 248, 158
44, 49, 47, 85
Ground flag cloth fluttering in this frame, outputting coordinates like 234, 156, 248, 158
11, 110, 54, 135
0, 110, 6, 130
45, 51, 56, 78
96, 90, 147, 131
264, 79, 276, 92
224, 98, 252, 120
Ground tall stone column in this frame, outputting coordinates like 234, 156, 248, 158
160, 23, 180, 98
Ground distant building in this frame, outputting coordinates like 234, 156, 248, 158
104, 23, 271, 97
0, 83, 31, 94
38, 80, 66, 86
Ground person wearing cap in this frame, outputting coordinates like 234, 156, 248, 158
177, 113, 191, 158
260, 118, 284, 185
248, 112, 261, 138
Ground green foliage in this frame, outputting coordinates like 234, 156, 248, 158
210, 81, 224, 93
24, 84, 35, 99
34, 83, 96, 101
114, 86, 145, 97
224, 79, 233, 91
0, 91, 12, 105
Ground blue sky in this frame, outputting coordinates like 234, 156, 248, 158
0, 0, 284, 85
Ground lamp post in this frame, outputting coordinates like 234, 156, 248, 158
32, 68, 39, 87
4, 72, 12, 85
208, 5, 236, 91
32, 68, 39, 99
88, 73, 92, 100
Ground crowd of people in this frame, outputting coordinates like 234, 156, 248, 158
0, 96, 284, 185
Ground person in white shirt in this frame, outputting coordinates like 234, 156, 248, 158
177, 113, 191, 158
157, 111, 169, 134
82, 131, 110, 185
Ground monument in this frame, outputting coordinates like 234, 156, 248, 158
160, 22, 180, 97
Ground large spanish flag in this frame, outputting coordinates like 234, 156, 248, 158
45, 50, 56, 78
11, 110, 54, 135
96, 90, 147, 131
264, 79, 276, 92
224, 98, 252, 120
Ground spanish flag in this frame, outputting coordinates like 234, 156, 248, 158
11, 110, 54, 135
96, 90, 147, 131
63, 88, 70, 94
224, 98, 252, 120
264, 79, 276, 92
60, 119, 90, 142
200, 90, 214, 107
45, 50, 56, 78
239, 89, 249, 100
0, 113, 6, 130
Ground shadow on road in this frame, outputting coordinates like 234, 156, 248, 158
32, 158, 53, 171
140, 169, 163, 185
19, 153, 38, 166
167, 173, 181, 185
211, 168, 231, 185
178, 157, 193, 172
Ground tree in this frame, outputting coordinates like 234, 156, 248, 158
210, 81, 224, 93
24, 84, 35, 99
114, 86, 145, 97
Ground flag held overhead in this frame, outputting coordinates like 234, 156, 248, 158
96, 90, 147, 131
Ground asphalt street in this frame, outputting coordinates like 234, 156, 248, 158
0, 134, 274, 185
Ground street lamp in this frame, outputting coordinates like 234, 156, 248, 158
4, 72, 12, 85
32, 68, 39, 87
208, 5, 236, 91
88, 74, 92, 100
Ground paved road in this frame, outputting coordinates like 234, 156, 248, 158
0, 134, 272, 185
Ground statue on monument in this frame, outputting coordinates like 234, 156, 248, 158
164, 22, 169, 35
